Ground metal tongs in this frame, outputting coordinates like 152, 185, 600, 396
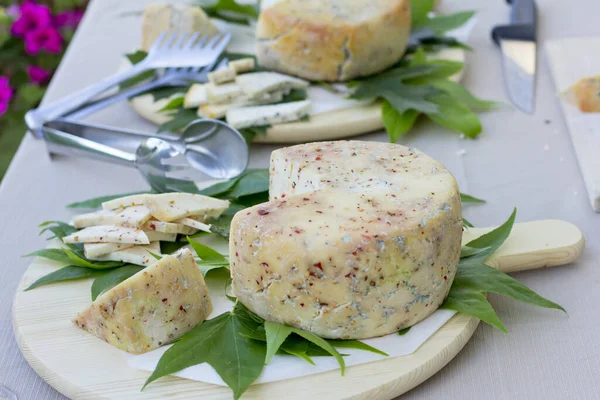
42, 119, 249, 192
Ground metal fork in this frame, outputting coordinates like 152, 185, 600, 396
25, 31, 231, 135
66, 57, 229, 121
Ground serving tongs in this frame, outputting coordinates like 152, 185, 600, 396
41, 119, 248, 192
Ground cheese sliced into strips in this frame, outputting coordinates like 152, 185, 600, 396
84, 243, 135, 258
226, 100, 311, 129
73, 206, 152, 228
72, 210, 116, 228
176, 218, 212, 233
88, 242, 161, 267
144, 193, 230, 222
183, 83, 208, 109
73, 248, 212, 354
63, 225, 150, 245
208, 67, 237, 85
206, 83, 244, 104
236, 72, 309, 98
144, 231, 178, 242
229, 58, 255, 74
198, 91, 285, 119
143, 220, 197, 235
102, 194, 152, 211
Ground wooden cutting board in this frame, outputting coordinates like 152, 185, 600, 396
13, 220, 583, 399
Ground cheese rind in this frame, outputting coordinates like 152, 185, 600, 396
143, 193, 230, 222
63, 225, 150, 245
73, 249, 212, 354
88, 242, 161, 266
230, 141, 462, 339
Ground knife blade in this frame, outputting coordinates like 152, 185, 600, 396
492, 0, 538, 114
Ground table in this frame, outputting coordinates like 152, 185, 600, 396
2, 0, 599, 399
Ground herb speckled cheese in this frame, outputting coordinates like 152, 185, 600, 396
230, 141, 462, 339
73, 249, 212, 354
256, 0, 411, 81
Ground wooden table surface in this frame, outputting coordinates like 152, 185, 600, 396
1, 0, 599, 399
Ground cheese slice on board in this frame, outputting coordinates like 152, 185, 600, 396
206, 82, 244, 104
230, 141, 462, 339
143, 220, 197, 235
144, 193, 230, 222
102, 194, 152, 211
88, 242, 161, 266
73, 248, 212, 354
84, 243, 135, 258
226, 100, 311, 129
73, 206, 152, 229
236, 72, 309, 98
144, 231, 178, 242
184, 83, 208, 109
63, 225, 150, 245
176, 218, 212, 233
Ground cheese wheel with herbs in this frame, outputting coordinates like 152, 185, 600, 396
256, 0, 412, 82
230, 141, 462, 339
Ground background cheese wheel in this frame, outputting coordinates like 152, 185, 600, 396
230, 141, 462, 339
256, 0, 412, 82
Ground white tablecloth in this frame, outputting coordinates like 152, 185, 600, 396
1, 0, 599, 398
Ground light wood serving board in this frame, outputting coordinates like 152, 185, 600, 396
13, 219, 583, 400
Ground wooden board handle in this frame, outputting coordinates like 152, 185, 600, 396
462, 220, 585, 273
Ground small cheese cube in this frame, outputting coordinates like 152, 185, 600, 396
228, 58, 256, 73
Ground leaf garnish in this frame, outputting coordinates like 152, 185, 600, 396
25, 266, 107, 291
397, 327, 411, 336
157, 108, 201, 133
91, 265, 144, 300
460, 193, 486, 203
186, 237, 228, 263
66, 191, 153, 209
264, 321, 293, 364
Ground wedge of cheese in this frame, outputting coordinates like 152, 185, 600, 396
144, 220, 197, 235
226, 100, 311, 129
184, 83, 208, 109
102, 194, 152, 211
63, 225, 150, 245
230, 141, 462, 339
88, 242, 161, 266
84, 243, 135, 258
206, 83, 244, 104
73, 249, 212, 354
73, 206, 152, 229
236, 72, 309, 98
176, 218, 212, 233
144, 193, 230, 222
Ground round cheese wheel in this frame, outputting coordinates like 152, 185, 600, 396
256, 0, 412, 82
230, 141, 462, 339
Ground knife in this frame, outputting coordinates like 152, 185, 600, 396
492, 0, 537, 114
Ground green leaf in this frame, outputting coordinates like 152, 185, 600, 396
147, 250, 162, 260
460, 193, 486, 203
226, 169, 270, 199
186, 237, 228, 263
382, 100, 419, 142
157, 108, 200, 133
209, 203, 247, 239
410, 0, 435, 27
408, 60, 465, 81
159, 96, 184, 113
425, 94, 482, 138
464, 208, 516, 261
160, 240, 189, 255
198, 262, 229, 276
442, 286, 507, 332
24, 248, 73, 264
238, 126, 269, 143
120, 51, 154, 90
430, 79, 497, 112
417, 11, 476, 34
264, 321, 293, 364
462, 218, 474, 228
144, 302, 266, 400
63, 249, 125, 270
200, 0, 259, 25
290, 328, 345, 375
397, 327, 411, 336
327, 340, 388, 356
25, 266, 107, 291
66, 191, 152, 209
460, 245, 489, 258
39, 221, 77, 240
91, 265, 144, 300
280, 339, 315, 365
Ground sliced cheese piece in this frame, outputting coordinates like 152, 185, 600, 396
197, 91, 285, 119
231, 141, 462, 339
226, 100, 311, 129
206, 82, 244, 104
141, 4, 219, 51
73, 248, 212, 354
236, 72, 309, 99
88, 242, 161, 267
176, 218, 211, 233
145, 231, 178, 242
144, 193, 230, 222
183, 83, 208, 108
102, 194, 152, 211
84, 243, 135, 258
208, 67, 237, 85
143, 220, 197, 235
229, 58, 256, 73
73, 206, 152, 229
63, 225, 150, 245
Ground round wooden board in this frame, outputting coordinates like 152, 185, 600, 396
12, 220, 585, 399
130, 48, 467, 144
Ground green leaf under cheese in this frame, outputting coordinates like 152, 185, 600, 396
186, 236, 228, 263
410, 0, 436, 27
25, 266, 108, 291
416, 11, 476, 34
382, 101, 419, 143
91, 265, 144, 300
264, 321, 293, 364
425, 94, 482, 138
460, 193, 486, 203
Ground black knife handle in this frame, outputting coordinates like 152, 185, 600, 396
510, 0, 537, 25
492, 24, 536, 45
492, 0, 537, 46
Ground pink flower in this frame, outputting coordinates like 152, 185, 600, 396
24, 25, 62, 55
53, 9, 84, 29
26, 66, 51, 85
11, 2, 51, 37
0, 77, 14, 116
